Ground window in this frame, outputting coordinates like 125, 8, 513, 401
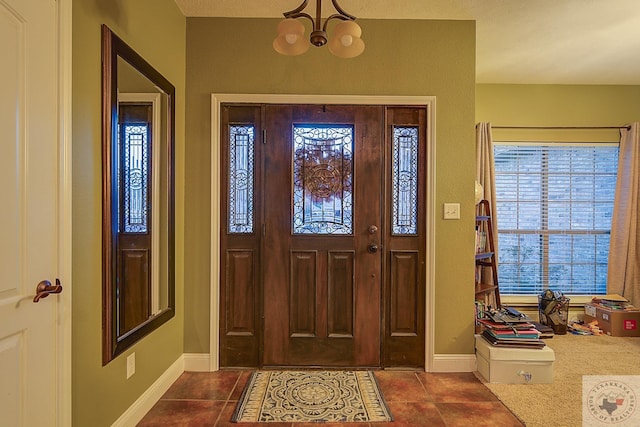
228, 125, 255, 234
122, 123, 149, 233
392, 126, 419, 235
494, 143, 619, 295
292, 125, 353, 235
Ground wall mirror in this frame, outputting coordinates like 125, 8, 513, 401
102, 24, 175, 364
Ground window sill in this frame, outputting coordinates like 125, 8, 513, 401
501, 294, 596, 307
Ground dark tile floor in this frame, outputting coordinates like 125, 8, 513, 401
137, 370, 524, 426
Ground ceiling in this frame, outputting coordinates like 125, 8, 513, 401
173, 0, 640, 85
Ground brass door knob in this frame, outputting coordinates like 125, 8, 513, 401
33, 278, 63, 303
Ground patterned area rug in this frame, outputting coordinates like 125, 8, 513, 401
232, 370, 393, 423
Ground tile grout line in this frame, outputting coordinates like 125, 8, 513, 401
215, 371, 245, 426
413, 372, 450, 426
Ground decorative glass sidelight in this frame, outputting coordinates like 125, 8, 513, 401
392, 126, 418, 235
228, 125, 255, 233
293, 125, 353, 235
123, 124, 149, 233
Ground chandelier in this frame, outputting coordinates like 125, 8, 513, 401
273, 0, 365, 58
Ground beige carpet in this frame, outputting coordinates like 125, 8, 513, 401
475, 333, 640, 427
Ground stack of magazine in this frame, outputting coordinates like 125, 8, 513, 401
478, 308, 545, 349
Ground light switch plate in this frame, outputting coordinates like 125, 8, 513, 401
443, 203, 460, 220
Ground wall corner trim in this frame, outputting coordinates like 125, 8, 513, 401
110, 356, 184, 427
431, 354, 477, 373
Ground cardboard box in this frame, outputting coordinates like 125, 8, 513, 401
475, 335, 555, 384
584, 303, 640, 337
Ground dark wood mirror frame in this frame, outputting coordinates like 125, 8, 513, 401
101, 24, 175, 364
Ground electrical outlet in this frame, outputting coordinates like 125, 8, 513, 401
126, 352, 135, 379
443, 203, 460, 220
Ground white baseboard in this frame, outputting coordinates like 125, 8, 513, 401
111, 356, 184, 427
183, 353, 212, 372
431, 354, 477, 372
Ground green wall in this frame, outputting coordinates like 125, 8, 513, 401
477, 84, 640, 141
72, 1, 185, 425
184, 18, 478, 357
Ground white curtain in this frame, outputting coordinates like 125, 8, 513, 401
475, 123, 499, 289
608, 122, 640, 307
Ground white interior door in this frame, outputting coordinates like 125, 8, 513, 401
0, 0, 64, 425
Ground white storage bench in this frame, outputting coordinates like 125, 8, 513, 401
475, 335, 555, 384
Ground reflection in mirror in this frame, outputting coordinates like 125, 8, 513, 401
102, 25, 175, 364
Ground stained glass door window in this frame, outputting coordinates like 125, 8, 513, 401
122, 123, 149, 233
292, 125, 353, 235
228, 125, 255, 233
392, 126, 419, 235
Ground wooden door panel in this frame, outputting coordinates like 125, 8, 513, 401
289, 251, 317, 337
328, 251, 355, 337
119, 248, 150, 334
390, 251, 419, 335
225, 250, 256, 334
221, 249, 257, 366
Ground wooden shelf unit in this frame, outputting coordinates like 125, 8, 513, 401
475, 199, 501, 309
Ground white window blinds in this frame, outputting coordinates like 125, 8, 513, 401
493, 143, 619, 295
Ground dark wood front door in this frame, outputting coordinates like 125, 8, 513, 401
262, 105, 383, 367
220, 103, 426, 368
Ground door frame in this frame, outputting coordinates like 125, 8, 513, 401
209, 94, 436, 371
58, 0, 73, 424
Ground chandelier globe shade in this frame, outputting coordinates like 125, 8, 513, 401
328, 20, 364, 58
273, 0, 364, 58
273, 18, 310, 56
